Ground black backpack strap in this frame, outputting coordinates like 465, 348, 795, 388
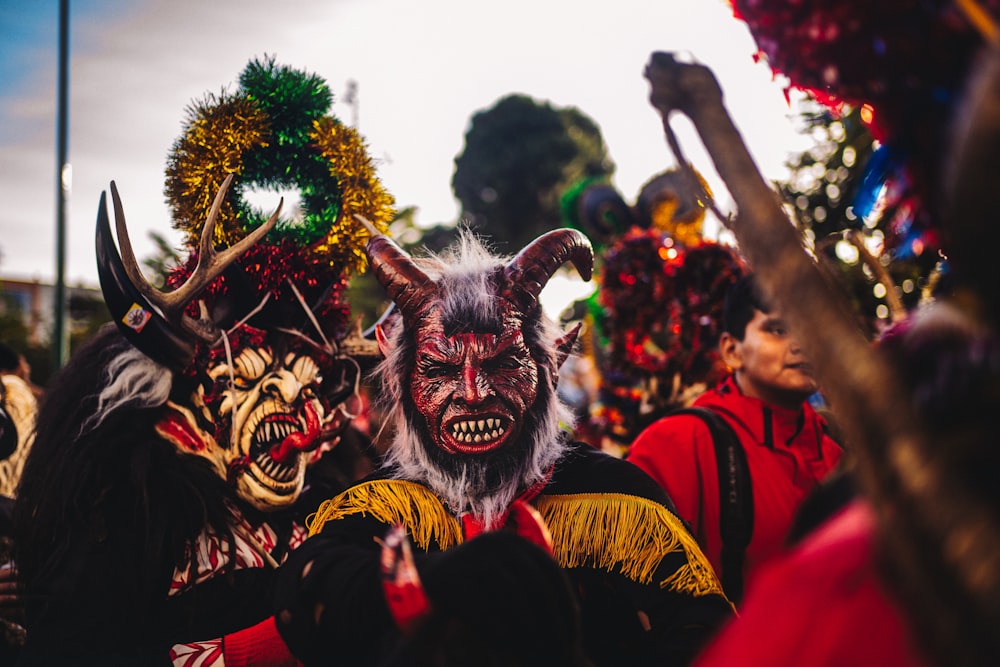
670, 407, 753, 603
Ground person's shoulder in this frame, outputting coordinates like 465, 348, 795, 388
550, 441, 676, 505
629, 405, 721, 456
769, 501, 874, 584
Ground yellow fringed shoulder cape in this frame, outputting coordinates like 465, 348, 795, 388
307, 478, 723, 599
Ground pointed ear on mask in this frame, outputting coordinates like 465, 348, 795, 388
554, 322, 583, 369
375, 323, 391, 358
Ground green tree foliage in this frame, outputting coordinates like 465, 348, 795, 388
781, 105, 927, 337
143, 231, 182, 289
782, 105, 874, 240
452, 94, 614, 253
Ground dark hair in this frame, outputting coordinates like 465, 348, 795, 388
13, 326, 234, 594
722, 274, 771, 340
382, 532, 592, 667
0, 343, 19, 372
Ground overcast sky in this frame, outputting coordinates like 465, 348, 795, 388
0, 0, 812, 290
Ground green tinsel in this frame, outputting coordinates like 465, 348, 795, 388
163, 57, 395, 276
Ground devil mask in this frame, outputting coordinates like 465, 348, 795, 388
97, 175, 370, 510
363, 223, 593, 527
93, 59, 395, 513
97, 176, 381, 511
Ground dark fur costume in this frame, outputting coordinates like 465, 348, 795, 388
276, 441, 733, 667
12, 327, 304, 665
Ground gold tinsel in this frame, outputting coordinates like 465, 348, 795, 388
164, 94, 271, 248
647, 167, 712, 248
309, 117, 396, 274
307, 479, 463, 551
164, 96, 395, 277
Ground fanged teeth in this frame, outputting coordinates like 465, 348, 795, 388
254, 420, 297, 446
253, 452, 299, 483
450, 418, 504, 443
250, 418, 302, 484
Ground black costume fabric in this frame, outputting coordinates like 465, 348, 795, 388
14, 437, 288, 665
275, 441, 734, 667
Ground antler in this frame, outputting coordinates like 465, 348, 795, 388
338, 315, 382, 360
110, 173, 282, 342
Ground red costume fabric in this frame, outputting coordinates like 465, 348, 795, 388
223, 616, 302, 667
694, 501, 929, 667
627, 375, 842, 591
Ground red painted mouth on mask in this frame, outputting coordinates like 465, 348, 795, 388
440, 413, 510, 454
270, 400, 322, 464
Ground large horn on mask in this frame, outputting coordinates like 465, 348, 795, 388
97, 190, 195, 369
96, 174, 281, 368
355, 215, 437, 326
501, 228, 594, 313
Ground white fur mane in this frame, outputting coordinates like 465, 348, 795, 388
375, 232, 575, 528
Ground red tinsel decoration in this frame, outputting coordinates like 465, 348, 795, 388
729, 1, 991, 126
729, 0, 997, 267
169, 241, 351, 370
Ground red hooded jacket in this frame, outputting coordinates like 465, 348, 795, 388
627, 375, 843, 592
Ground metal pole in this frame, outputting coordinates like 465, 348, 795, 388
53, 0, 70, 368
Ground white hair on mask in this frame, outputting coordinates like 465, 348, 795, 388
376, 231, 576, 528
82, 347, 173, 434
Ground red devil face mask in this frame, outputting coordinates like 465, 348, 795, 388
365, 224, 593, 525
410, 324, 540, 457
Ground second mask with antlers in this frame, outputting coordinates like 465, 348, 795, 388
96, 175, 387, 511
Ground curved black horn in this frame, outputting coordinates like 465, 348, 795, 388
501, 229, 594, 313
355, 215, 437, 326
96, 190, 196, 370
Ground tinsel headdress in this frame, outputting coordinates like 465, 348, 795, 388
98, 56, 395, 372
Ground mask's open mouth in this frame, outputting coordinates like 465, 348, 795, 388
247, 414, 302, 489
441, 414, 510, 454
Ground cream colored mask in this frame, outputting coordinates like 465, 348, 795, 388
156, 340, 361, 511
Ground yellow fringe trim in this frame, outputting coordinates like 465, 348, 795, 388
534, 493, 724, 598
306, 480, 463, 552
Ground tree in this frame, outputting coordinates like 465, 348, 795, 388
780, 105, 933, 336
143, 231, 182, 289
451, 94, 614, 253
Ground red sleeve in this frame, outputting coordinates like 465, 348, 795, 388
627, 415, 723, 575
223, 616, 302, 667
694, 504, 929, 667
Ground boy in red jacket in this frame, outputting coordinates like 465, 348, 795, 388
628, 274, 843, 602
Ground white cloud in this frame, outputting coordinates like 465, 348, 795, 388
0, 0, 812, 287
